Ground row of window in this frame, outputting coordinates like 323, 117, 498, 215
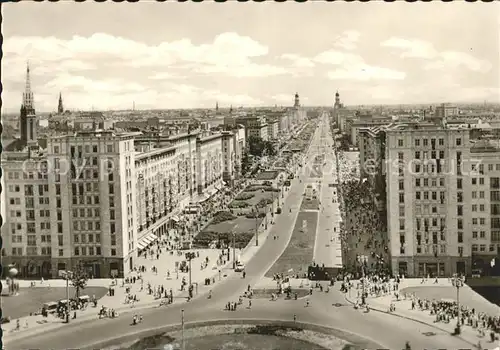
74, 246, 105, 256
73, 221, 102, 231
73, 233, 101, 243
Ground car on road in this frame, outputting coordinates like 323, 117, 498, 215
234, 262, 245, 272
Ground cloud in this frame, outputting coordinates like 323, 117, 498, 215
313, 50, 364, 65
424, 51, 492, 72
381, 37, 492, 72
381, 37, 436, 58
333, 30, 361, 50
328, 66, 406, 81
271, 94, 295, 104
280, 54, 315, 68
45, 74, 145, 93
314, 49, 405, 81
3, 32, 284, 79
196, 62, 288, 78
148, 72, 185, 80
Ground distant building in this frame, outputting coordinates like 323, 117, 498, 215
434, 103, 459, 119
58, 93, 64, 114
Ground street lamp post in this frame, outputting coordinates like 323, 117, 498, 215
255, 205, 259, 246
451, 274, 465, 335
185, 252, 196, 288
232, 231, 236, 269
61, 270, 73, 323
181, 309, 185, 350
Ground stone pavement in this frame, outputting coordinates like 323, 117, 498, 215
313, 126, 342, 268
344, 278, 500, 348
3, 185, 292, 340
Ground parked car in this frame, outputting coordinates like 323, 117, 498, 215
234, 263, 245, 272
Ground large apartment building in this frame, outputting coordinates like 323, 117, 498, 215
369, 123, 500, 277
1, 66, 247, 279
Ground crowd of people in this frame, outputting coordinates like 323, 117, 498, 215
407, 293, 500, 341
334, 148, 389, 275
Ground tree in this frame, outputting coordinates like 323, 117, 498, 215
241, 152, 251, 174
70, 261, 89, 299
264, 141, 277, 156
248, 136, 266, 157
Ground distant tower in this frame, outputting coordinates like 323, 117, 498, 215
294, 92, 300, 108
216, 101, 219, 112
229, 105, 233, 114
20, 62, 38, 147
58, 92, 64, 114
334, 91, 340, 107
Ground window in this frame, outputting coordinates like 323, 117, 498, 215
473, 231, 478, 238
111, 248, 117, 256
457, 178, 462, 189
479, 178, 485, 185
399, 193, 404, 203
416, 192, 421, 200
456, 138, 462, 146
480, 231, 486, 239
416, 179, 421, 187
398, 139, 404, 147
472, 178, 477, 185
458, 232, 463, 243
399, 206, 405, 217
58, 235, 64, 246
457, 205, 463, 216
399, 180, 404, 191
480, 218, 485, 225
472, 191, 477, 199
415, 151, 420, 159
74, 247, 80, 256
457, 219, 463, 230
399, 219, 405, 230
472, 244, 478, 252
423, 139, 428, 147
458, 246, 464, 256
457, 192, 463, 203
480, 244, 486, 252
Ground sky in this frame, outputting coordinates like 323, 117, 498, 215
2, 2, 500, 113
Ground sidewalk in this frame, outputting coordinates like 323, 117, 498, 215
343, 278, 498, 347
3, 185, 291, 342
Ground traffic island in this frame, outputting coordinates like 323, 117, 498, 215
97, 321, 381, 350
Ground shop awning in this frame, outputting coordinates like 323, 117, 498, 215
171, 215, 180, 222
137, 233, 158, 250
222, 181, 227, 186
198, 194, 209, 203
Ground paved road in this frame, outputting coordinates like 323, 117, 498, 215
5, 116, 472, 350
313, 112, 342, 268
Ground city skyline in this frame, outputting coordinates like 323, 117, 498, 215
2, 2, 499, 113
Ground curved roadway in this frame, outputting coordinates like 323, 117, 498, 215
6, 114, 471, 350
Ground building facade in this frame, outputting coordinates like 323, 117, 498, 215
386, 125, 474, 277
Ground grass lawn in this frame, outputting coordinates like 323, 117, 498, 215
301, 197, 320, 211
203, 216, 261, 235
265, 209, 318, 278
401, 285, 498, 315
235, 190, 275, 208
2, 286, 108, 319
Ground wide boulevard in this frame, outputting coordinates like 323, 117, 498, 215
7, 113, 472, 350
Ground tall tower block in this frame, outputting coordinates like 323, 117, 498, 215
58, 92, 64, 114
20, 63, 38, 147
294, 92, 300, 108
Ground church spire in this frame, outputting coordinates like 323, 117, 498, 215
23, 62, 35, 112
58, 92, 64, 114
216, 101, 219, 112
